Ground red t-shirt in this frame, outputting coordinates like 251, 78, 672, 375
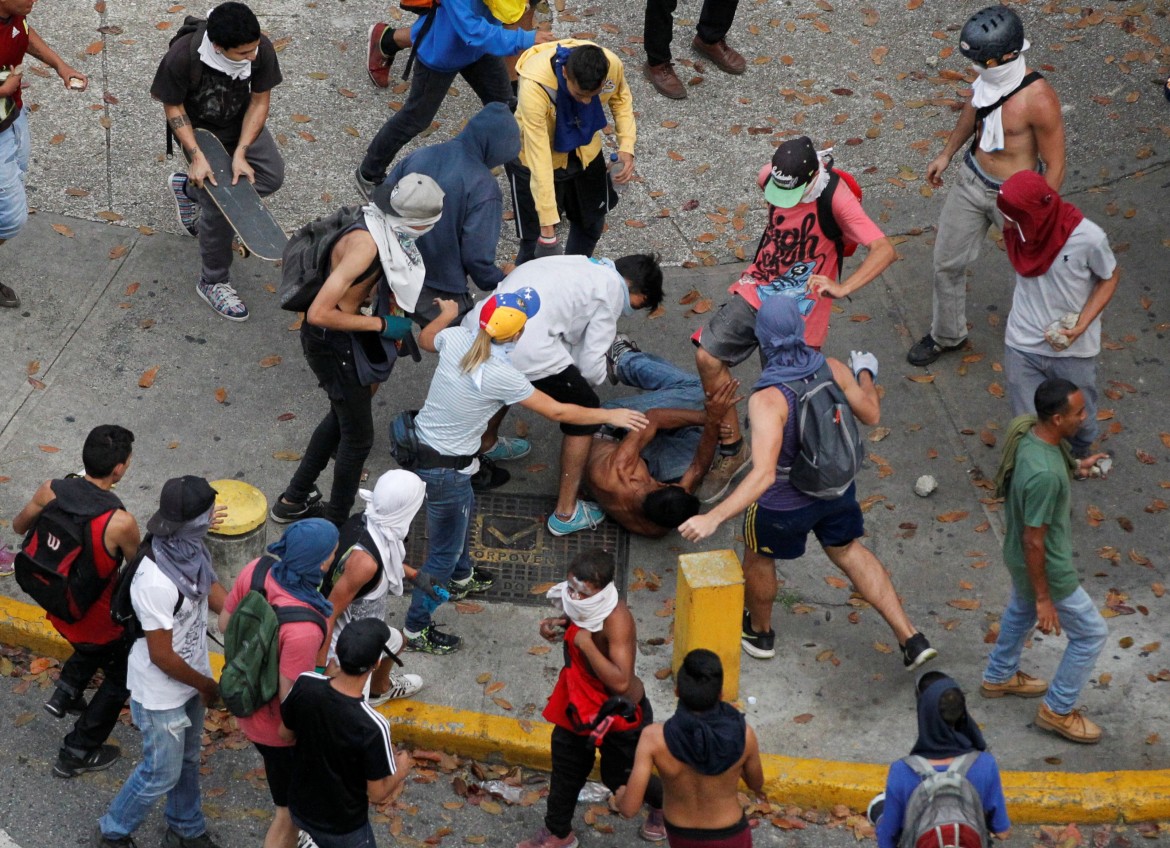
224, 559, 326, 747
730, 175, 884, 349
0, 14, 29, 126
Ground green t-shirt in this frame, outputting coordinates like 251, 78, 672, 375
1002, 431, 1078, 602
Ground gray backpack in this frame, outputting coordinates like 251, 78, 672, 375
898, 753, 989, 848
780, 362, 863, 499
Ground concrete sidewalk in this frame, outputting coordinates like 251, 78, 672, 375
2, 0, 1169, 825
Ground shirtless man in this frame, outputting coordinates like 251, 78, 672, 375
907, 5, 1065, 367
586, 339, 741, 538
518, 549, 665, 848
617, 650, 763, 848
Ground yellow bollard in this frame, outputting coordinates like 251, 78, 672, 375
671, 550, 744, 700
206, 479, 269, 586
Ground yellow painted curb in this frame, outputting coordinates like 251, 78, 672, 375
2, 593, 1167, 823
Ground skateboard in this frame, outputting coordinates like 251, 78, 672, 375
193, 128, 287, 261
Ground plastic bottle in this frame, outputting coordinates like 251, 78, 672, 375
608, 153, 626, 196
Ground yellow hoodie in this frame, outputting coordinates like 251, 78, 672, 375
514, 39, 636, 228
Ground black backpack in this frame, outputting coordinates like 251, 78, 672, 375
279, 206, 377, 312
325, 515, 386, 600
15, 502, 115, 623
108, 535, 181, 639
163, 16, 208, 158
779, 362, 864, 499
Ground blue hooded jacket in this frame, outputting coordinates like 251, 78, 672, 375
387, 103, 520, 295
411, 0, 534, 74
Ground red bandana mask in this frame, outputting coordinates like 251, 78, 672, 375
996, 171, 1083, 278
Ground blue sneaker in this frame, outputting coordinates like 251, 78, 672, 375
483, 436, 531, 462
196, 280, 249, 322
169, 172, 199, 236
547, 500, 605, 536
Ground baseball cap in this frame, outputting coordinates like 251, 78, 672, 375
147, 476, 217, 536
372, 173, 444, 222
478, 287, 541, 340
336, 618, 405, 675
764, 136, 820, 208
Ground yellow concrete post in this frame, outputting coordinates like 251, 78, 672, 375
672, 550, 744, 700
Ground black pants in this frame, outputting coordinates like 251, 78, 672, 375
506, 153, 615, 265
643, 0, 740, 66
360, 55, 513, 180
544, 699, 664, 838
285, 330, 376, 523
57, 636, 131, 755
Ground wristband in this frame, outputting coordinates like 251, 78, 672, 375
314, 665, 326, 675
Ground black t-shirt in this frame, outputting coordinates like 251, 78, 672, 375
281, 673, 396, 835
150, 32, 282, 148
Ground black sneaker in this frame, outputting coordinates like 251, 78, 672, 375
446, 566, 496, 600
900, 633, 939, 671
54, 744, 120, 779
162, 828, 224, 848
270, 496, 327, 524
404, 624, 463, 655
741, 609, 776, 660
470, 456, 510, 492
94, 825, 138, 848
906, 333, 967, 367
0, 282, 19, 309
44, 687, 87, 718
606, 333, 641, 385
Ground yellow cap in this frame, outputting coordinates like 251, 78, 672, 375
209, 479, 268, 536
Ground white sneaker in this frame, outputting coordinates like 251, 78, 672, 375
368, 673, 424, 705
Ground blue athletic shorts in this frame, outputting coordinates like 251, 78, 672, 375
743, 484, 864, 560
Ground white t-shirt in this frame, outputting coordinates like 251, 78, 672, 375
1004, 219, 1117, 358
414, 327, 535, 457
127, 556, 212, 710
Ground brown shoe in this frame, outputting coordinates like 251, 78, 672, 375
980, 671, 1048, 699
367, 22, 395, 88
643, 61, 687, 100
697, 440, 752, 504
691, 36, 746, 75
1035, 703, 1102, 744
0, 283, 19, 308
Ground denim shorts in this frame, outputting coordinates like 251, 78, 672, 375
744, 485, 864, 560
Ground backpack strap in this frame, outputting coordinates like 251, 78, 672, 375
969, 71, 1043, 154
814, 170, 844, 278
274, 606, 328, 637
249, 554, 279, 597
902, 754, 937, 780
946, 751, 979, 777
402, 5, 439, 81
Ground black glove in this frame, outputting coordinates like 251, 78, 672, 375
410, 570, 445, 603
597, 695, 637, 723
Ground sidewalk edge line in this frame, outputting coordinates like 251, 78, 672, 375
2, 594, 1166, 823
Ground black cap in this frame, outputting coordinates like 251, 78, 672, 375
336, 618, 404, 675
146, 476, 217, 536
765, 136, 820, 208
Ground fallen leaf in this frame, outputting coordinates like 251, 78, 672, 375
1136, 449, 1158, 465
13, 712, 35, 728
690, 298, 713, 315
291, 114, 312, 123
825, 576, 848, 589
475, 672, 492, 685
215, 387, 227, 403
947, 598, 981, 610
484, 681, 506, 696
276, 412, 295, 422
29, 657, 53, 674
987, 382, 1005, 398
936, 511, 969, 523
138, 366, 159, 388
527, 645, 551, 655
792, 713, 814, 724
51, 223, 75, 238
272, 450, 303, 461
678, 289, 701, 305
868, 427, 891, 442
906, 374, 935, 383
654, 666, 672, 680
259, 355, 282, 368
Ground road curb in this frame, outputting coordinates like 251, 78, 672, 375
2, 594, 1167, 823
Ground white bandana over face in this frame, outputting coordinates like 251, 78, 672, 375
547, 580, 619, 632
197, 32, 253, 81
970, 42, 1030, 153
362, 203, 440, 314
356, 469, 426, 598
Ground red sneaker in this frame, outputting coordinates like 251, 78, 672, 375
367, 22, 394, 88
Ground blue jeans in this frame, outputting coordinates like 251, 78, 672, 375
983, 586, 1108, 715
99, 695, 206, 841
1004, 345, 1099, 458
0, 108, 31, 240
602, 352, 705, 483
405, 466, 474, 633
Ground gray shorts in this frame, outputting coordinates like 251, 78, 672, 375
328, 592, 391, 661
694, 294, 760, 366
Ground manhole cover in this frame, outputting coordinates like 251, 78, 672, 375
404, 492, 629, 607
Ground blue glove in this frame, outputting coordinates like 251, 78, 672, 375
849, 350, 879, 382
533, 236, 563, 259
381, 315, 413, 340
